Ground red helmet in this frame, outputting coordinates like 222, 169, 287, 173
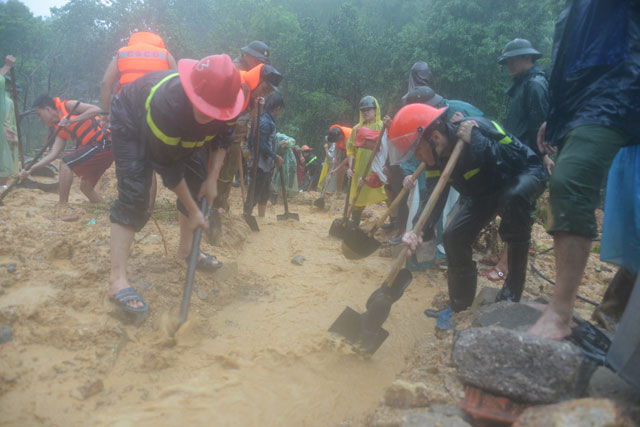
388, 103, 447, 165
178, 54, 245, 121
301, 145, 312, 151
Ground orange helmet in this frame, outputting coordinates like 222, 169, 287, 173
388, 103, 447, 165
178, 54, 245, 121
301, 145, 312, 151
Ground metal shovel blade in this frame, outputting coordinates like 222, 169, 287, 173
341, 227, 381, 259
277, 212, 300, 221
328, 306, 389, 355
329, 218, 347, 238
313, 197, 326, 209
243, 213, 260, 232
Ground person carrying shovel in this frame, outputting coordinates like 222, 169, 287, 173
389, 103, 546, 316
108, 54, 245, 313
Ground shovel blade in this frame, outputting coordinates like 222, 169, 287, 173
366, 269, 413, 309
328, 306, 389, 355
341, 227, 381, 259
313, 197, 325, 209
329, 218, 347, 238
243, 213, 260, 232
277, 212, 300, 221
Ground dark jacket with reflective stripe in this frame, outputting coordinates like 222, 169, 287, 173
504, 65, 549, 156
111, 70, 235, 189
545, 0, 640, 146
425, 117, 544, 199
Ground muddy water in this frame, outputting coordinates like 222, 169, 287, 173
94, 211, 439, 426
0, 176, 441, 427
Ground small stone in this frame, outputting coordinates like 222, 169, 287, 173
514, 398, 633, 427
383, 379, 448, 408
5, 264, 16, 274
291, 255, 306, 266
0, 325, 13, 344
73, 379, 104, 400
452, 326, 596, 404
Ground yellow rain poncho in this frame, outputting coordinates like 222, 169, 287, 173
345, 97, 387, 207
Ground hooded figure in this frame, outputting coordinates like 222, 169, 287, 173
345, 96, 387, 215
398, 61, 434, 108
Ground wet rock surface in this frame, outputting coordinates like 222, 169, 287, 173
471, 301, 542, 330
514, 398, 634, 427
452, 326, 596, 404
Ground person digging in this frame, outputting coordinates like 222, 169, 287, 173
108, 54, 244, 312
388, 103, 546, 317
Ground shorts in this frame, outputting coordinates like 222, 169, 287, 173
548, 125, 628, 238
62, 143, 113, 186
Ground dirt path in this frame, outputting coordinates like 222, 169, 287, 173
0, 170, 443, 426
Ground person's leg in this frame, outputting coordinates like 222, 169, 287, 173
148, 172, 157, 213
443, 195, 498, 311
258, 204, 267, 217
79, 177, 103, 203
109, 222, 143, 309
58, 161, 74, 205
529, 126, 626, 339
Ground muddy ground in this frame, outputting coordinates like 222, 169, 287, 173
0, 167, 615, 426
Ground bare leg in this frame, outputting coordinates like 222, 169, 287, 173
528, 232, 591, 340
148, 172, 158, 213
177, 211, 194, 260
79, 178, 103, 203
258, 204, 267, 217
109, 222, 143, 309
58, 161, 74, 205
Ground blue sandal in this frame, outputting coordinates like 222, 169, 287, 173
111, 287, 148, 313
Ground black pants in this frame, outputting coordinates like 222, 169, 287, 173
244, 168, 273, 213
387, 164, 409, 229
443, 172, 546, 271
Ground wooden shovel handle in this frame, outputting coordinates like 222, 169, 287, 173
383, 140, 464, 287
368, 162, 426, 237
344, 121, 390, 225
237, 152, 246, 203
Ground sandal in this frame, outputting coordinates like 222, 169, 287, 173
479, 267, 507, 282
110, 287, 148, 313
193, 251, 224, 271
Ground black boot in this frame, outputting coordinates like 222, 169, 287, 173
495, 241, 529, 303
448, 262, 477, 312
350, 207, 363, 227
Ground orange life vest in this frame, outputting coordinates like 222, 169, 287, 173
116, 31, 170, 89
53, 98, 106, 148
239, 63, 264, 111
329, 125, 352, 152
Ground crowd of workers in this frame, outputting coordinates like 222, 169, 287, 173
0, 0, 638, 392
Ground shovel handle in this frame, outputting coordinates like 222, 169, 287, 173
344, 120, 390, 226
383, 140, 464, 288
368, 162, 426, 237
246, 101, 263, 213
179, 197, 209, 325
237, 152, 246, 203
278, 164, 290, 214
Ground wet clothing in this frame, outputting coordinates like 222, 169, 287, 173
545, 0, 640, 146
504, 64, 549, 156
0, 79, 16, 178
271, 133, 299, 194
420, 117, 546, 311
62, 143, 114, 186
244, 111, 276, 212
399, 62, 433, 106
302, 153, 321, 191
109, 70, 235, 231
214, 115, 250, 212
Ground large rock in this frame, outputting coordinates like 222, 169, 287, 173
451, 326, 596, 404
514, 398, 634, 427
472, 301, 541, 330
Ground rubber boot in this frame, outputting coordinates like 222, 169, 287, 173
447, 261, 477, 312
350, 206, 364, 227
495, 241, 529, 303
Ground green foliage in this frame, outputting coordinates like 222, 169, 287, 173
1, 0, 558, 155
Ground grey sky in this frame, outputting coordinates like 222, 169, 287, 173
17, 0, 70, 17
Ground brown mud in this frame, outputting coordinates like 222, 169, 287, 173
0, 167, 613, 426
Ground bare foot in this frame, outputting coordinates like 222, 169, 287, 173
109, 278, 145, 310
527, 308, 571, 340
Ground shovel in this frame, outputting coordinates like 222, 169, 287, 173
314, 169, 337, 209
328, 176, 352, 238
329, 139, 465, 355
276, 164, 299, 221
342, 162, 426, 259
168, 196, 210, 335
0, 101, 81, 205
243, 102, 263, 232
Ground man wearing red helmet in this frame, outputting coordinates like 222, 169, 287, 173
108, 54, 245, 312
389, 103, 546, 313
